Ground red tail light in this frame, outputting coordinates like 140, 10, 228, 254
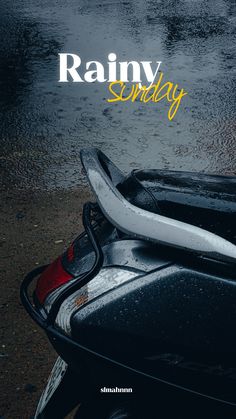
35, 256, 72, 305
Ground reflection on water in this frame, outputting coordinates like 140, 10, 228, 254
0, 0, 235, 190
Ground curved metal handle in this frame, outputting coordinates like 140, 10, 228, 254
20, 265, 49, 328
89, 148, 125, 186
80, 148, 236, 265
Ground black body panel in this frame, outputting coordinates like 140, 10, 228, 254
62, 238, 171, 277
71, 264, 236, 404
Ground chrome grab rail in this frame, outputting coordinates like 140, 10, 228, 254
80, 148, 236, 265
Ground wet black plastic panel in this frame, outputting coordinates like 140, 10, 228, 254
62, 239, 172, 277
71, 266, 236, 403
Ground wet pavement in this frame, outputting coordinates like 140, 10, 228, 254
0, 0, 236, 191
0, 3, 236, 417
0, 187, 92, 419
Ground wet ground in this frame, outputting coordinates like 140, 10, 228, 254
0, 187, 92, 418
0, 0, 236, 192
0, 0, 236, 418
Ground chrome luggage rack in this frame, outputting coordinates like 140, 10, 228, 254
81, 148, 236, 265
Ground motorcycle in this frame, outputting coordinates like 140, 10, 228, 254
20, 148, 236, 418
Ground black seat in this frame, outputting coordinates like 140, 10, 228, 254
118, 170, 236, 245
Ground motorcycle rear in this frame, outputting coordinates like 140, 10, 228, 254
20, 148, 236, 419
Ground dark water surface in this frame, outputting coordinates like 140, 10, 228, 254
0, 0, 235, 190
